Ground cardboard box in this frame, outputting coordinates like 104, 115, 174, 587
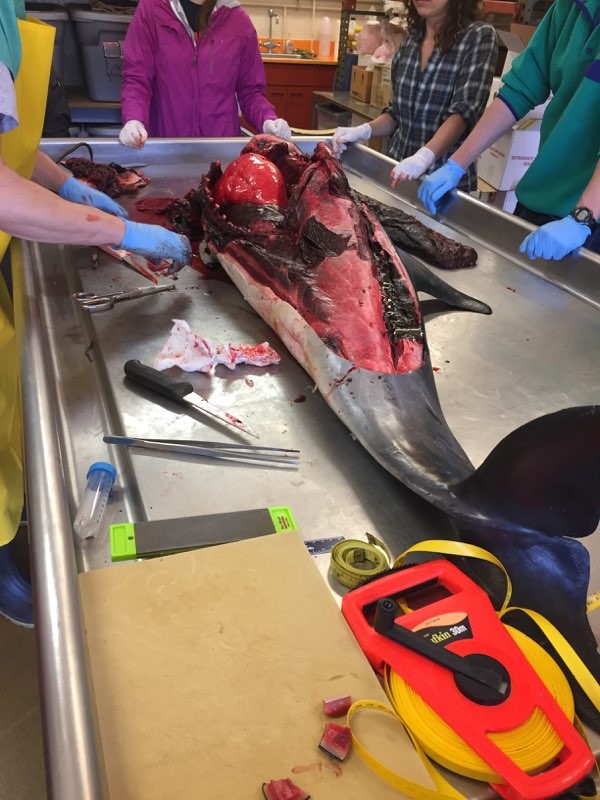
486, 73, 550, 119
370, 64, 393, 107
499, 30, 526, 77
486, 75, 502, 108
476, 183, 518, 214
510, 23, 536, 45
499, 26, 537, 77
477, 117, 541, 191
371, 83, 393, 108
350, 65, 373, 102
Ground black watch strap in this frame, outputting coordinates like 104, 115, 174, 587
569, 206, 599, 232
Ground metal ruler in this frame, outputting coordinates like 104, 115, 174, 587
304, 536, 345, 556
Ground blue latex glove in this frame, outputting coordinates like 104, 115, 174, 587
417, 159, 466, 215
119, 220, 192, 270
519, 216, 591, 260
59, 176, 128, 219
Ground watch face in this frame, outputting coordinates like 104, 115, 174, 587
572, 207, 597, 226
573, 208, 592, 223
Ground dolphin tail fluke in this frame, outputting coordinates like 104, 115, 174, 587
453, 406, 600, 538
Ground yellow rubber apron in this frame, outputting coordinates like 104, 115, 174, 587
0, 17, 54, 545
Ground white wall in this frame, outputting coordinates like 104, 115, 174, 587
245, 0, 385, 50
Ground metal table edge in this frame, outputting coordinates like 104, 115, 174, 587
16, 238, 107, 800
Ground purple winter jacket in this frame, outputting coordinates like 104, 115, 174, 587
121, 0, 278, 137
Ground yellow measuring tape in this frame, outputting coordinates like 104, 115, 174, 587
385, 626, 572, 783
329, 533, 391, 588
345, 540, 600, 799
587, 591, 600, 613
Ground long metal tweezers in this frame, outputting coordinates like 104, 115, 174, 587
103, 435, 300, 466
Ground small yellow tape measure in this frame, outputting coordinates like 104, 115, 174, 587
329, 533, 391, 589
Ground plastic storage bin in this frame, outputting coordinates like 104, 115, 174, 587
69, 4, 136, 101
316, 103, 351, 130
25, 3, 70, 85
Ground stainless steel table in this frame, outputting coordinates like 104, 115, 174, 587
19, 138, 600, 799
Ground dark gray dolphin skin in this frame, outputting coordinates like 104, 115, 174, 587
397, 247, 492, 316
200, 139, 600, 727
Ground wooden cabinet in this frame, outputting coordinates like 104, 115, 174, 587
264, 62, 337, 129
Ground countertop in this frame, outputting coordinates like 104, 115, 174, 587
262, 54, 338, 65
313, 89, 385, 120
67, 89, 121, 126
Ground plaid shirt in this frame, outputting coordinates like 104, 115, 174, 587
386, 21, 498, 191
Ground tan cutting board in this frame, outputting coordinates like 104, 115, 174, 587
79, 532, 436, 799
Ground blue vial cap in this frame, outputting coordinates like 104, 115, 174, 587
87, 461, 117, 482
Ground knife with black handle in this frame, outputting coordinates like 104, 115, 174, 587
124, 359, 259, 438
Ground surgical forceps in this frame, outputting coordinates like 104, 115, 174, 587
103, 435, 301, 467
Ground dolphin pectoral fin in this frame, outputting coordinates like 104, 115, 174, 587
395, 247, 492, 316
452, 406, 600, 538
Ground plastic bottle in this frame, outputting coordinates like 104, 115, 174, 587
318, 16, 332, 58
285, 33, 294, 54
73, 462, 117, 540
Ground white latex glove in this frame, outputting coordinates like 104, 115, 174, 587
263, 118, 292, 139
331, 123, 372, 157
390, 147, 435, 186
119, 120, 148, 149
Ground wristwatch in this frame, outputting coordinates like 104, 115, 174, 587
569, 206, 599, 233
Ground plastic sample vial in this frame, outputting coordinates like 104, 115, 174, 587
73, 462, 117, 540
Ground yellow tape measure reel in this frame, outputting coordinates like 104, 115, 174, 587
340, 540, 600, 800
329, 534, 391, 589
385, 625, 574, 784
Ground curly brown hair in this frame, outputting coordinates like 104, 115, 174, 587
405, 0, 484, 51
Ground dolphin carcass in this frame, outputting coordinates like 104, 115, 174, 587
197, 136, 600, 727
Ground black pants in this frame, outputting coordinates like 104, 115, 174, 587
514, 202, 600, 254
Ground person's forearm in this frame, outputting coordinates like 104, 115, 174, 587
449, 98, 517, 169
577, 161, 600, 219
0, 161, 126, 246
367, 112, 397, 139
31, 150, 70, 192
425, 114, 467, 160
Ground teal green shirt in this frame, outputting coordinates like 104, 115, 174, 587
498, 0, 600, 218
0, 0, 24, 79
